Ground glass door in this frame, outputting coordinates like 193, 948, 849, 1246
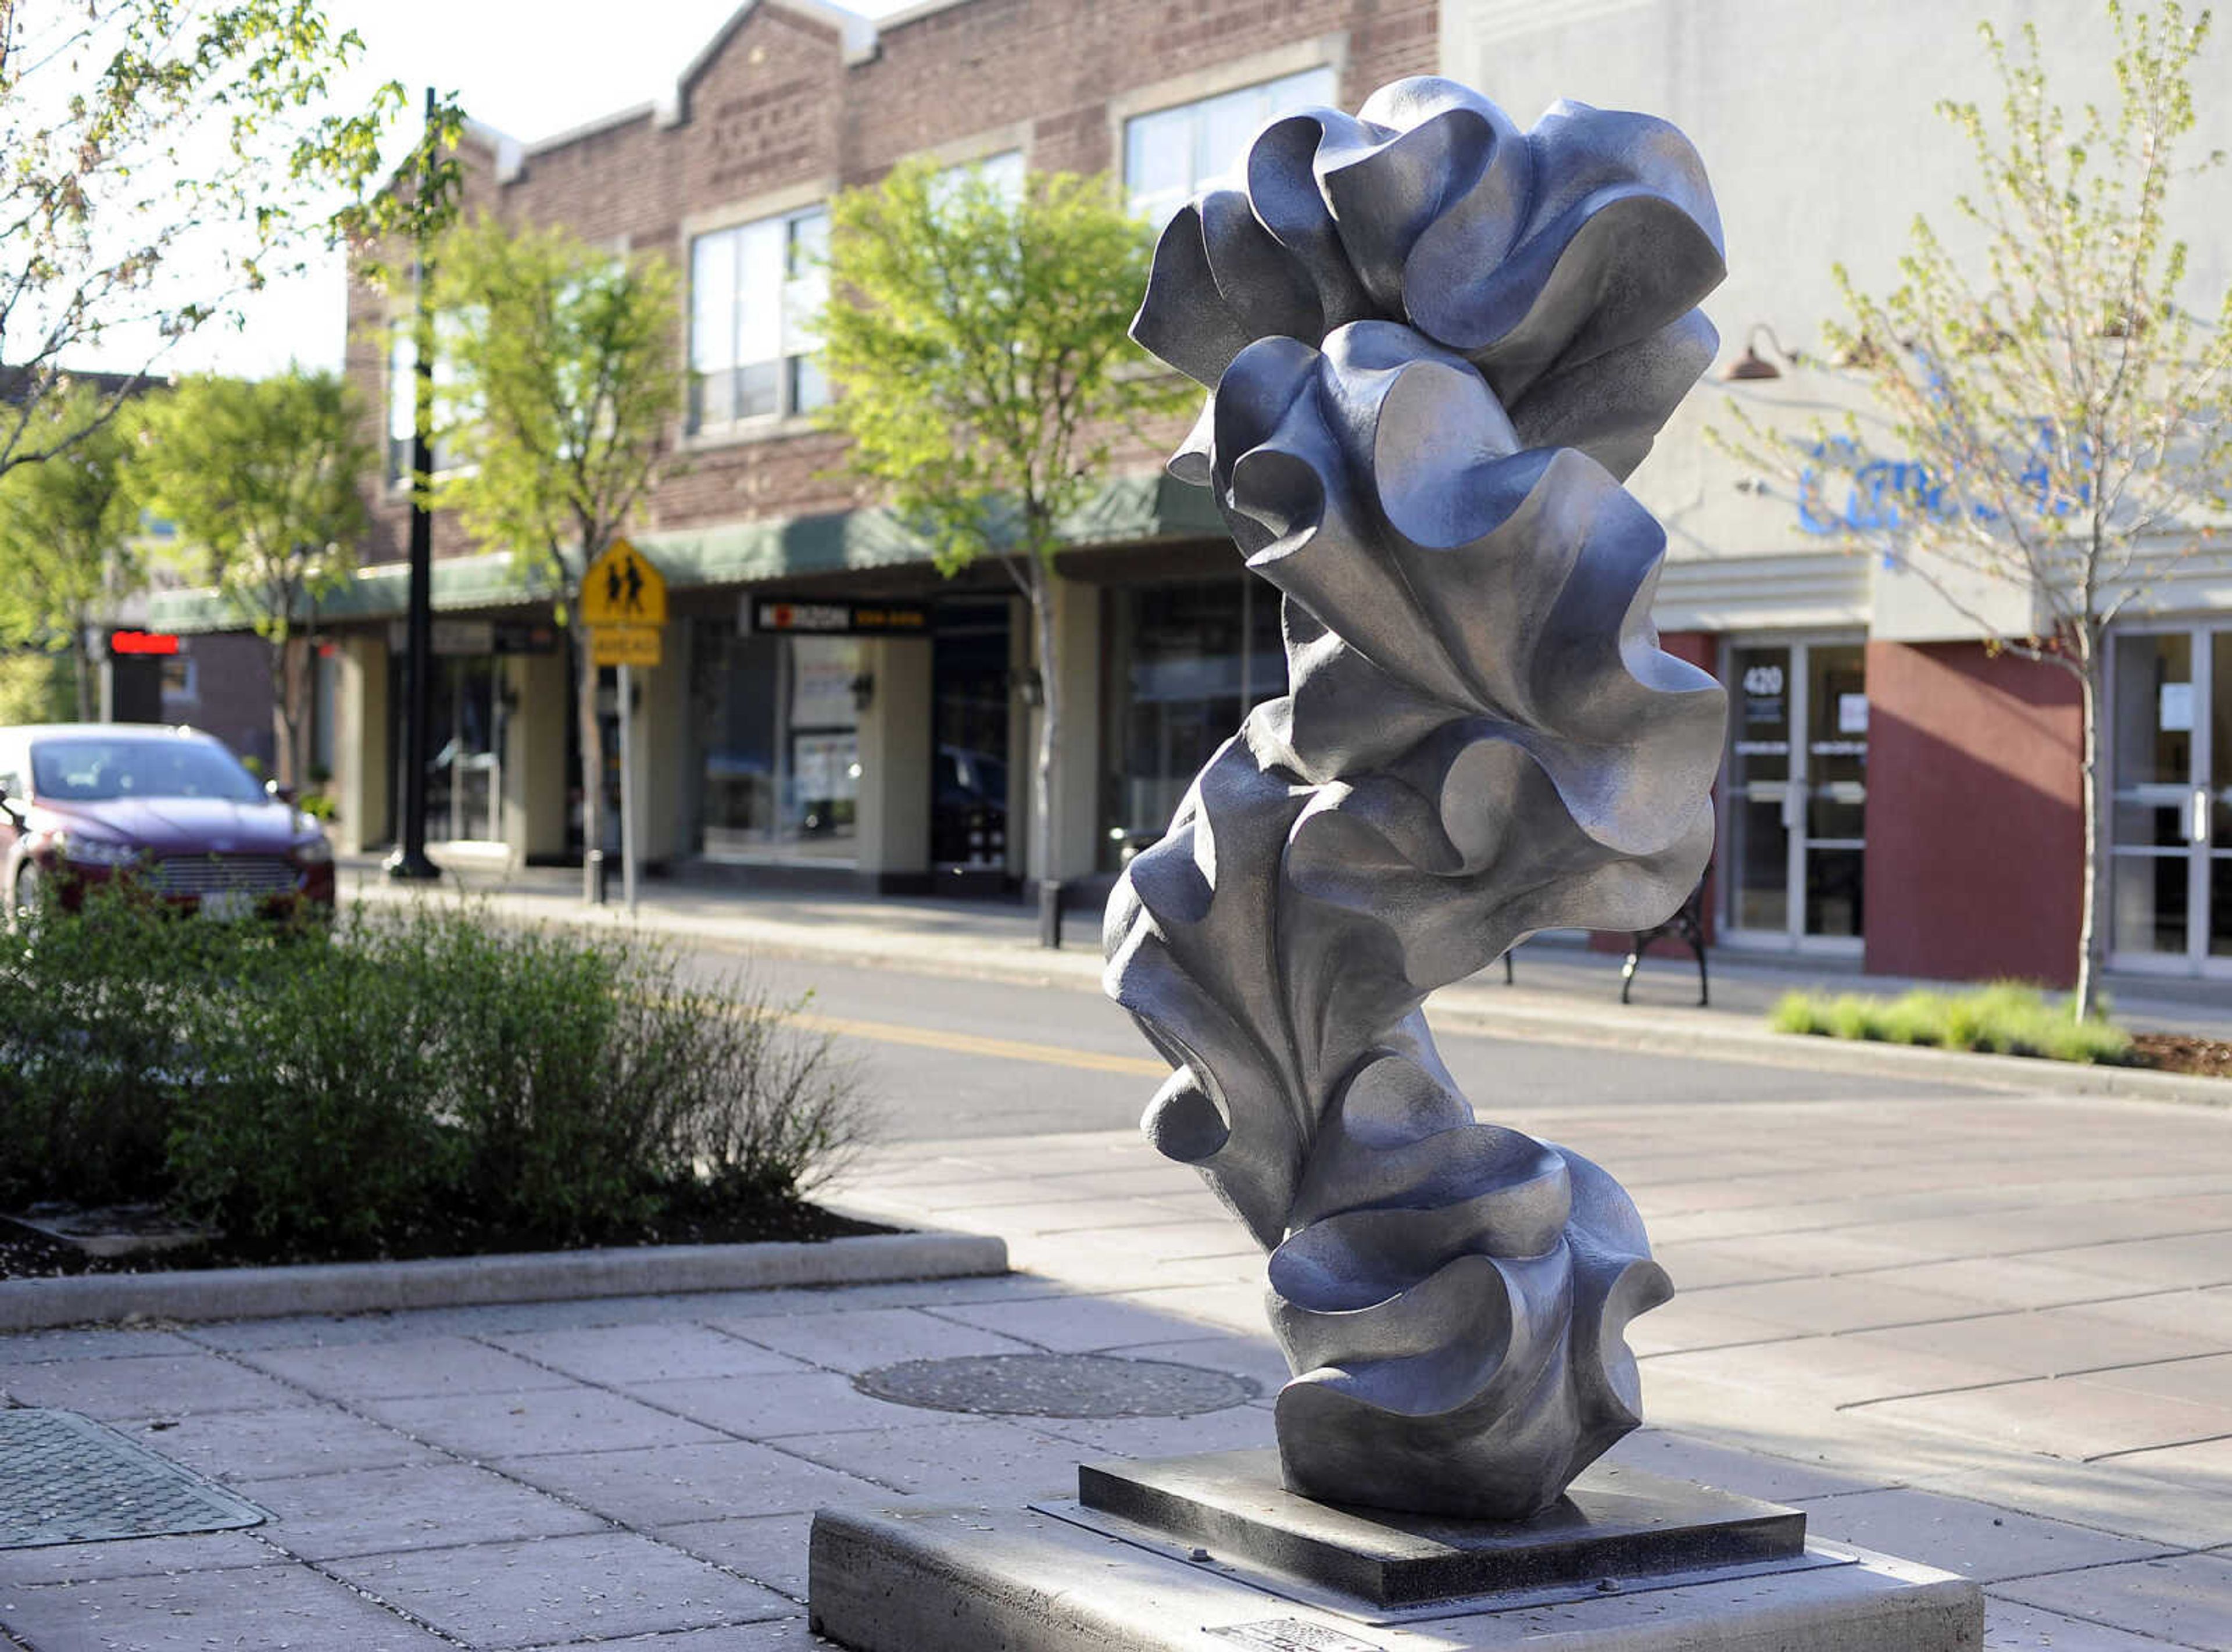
2109, 625, 2230, 976
931, 599, 1013, 874
428, 655, 502, 845
1722, 638, 1868, 952
1727, 643, 1794, 938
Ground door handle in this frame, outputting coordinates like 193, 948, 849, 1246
1781, 782, 1804, 832
2197, 788, 2213, 846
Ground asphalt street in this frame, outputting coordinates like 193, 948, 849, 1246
675, 945, 1997, 1142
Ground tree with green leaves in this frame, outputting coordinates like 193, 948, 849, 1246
1714, 2, 2232, 1017
137, 370, 372, 785
0, 384, 143, 718
0, 0, 459, 479
427, 216, 684, 893
817, 160, 1189, 918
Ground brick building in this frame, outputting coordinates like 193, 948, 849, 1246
158, 0, 1437, 896
147, 0, 2232, 987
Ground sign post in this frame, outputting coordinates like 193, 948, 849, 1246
617, 663, 638, 912
581, 538, 668, 913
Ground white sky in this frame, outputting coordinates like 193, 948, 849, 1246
144, 0, 918, 381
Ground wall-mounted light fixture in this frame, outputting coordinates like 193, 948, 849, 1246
1722, 322, 1802, 381
1013, 667, 1046, 709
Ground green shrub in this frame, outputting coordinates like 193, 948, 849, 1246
1766, 979, 2133, 1066
0, 892, 872, 1254
0, 652, 71, 725
1766, 992, 1826, 1035
0, 891, 251, 1207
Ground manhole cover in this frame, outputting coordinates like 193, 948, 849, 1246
857, 1354, 1259, 1418
0, 1410, 267, 1549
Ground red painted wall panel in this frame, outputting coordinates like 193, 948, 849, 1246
1862, 639, 2083, 985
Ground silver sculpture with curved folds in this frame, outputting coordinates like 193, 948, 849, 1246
1104, 77, 1730, 1522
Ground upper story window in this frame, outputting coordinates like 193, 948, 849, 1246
385, 318, 470, 485
690, 205, 829, 435
1124, 66, 1339, 230
933, 148, 1025, 210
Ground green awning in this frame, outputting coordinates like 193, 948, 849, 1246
148, 471, 1226, 633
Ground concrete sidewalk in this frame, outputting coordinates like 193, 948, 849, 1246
3, 1076, 2228, 1649
340, 853, 2232, 1035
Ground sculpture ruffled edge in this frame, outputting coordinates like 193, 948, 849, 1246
1132, 76, 1725, 484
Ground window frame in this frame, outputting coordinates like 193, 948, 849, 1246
685, 201, 833, 442
1121, 63, 1342, 231
383, 311, 477, 491
1108, 40, 1347, 228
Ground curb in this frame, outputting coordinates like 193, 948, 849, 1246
0, 1228, 1010, 1333
1422, 995, 2232, 1110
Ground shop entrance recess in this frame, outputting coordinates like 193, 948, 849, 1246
1721, 638, 1868, 953
2107, 624, 2231, 978
930, 598, 1014, 884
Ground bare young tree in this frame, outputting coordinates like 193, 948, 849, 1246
1716, 2, 2232, 1015
0, 1, 435, 478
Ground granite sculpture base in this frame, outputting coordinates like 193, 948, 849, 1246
807, 1450, 1983, 1651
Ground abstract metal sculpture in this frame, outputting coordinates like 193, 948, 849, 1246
1104, 77, 1730, 1521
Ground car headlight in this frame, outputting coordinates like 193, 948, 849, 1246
292, 834, 334, 866
55, 833, 140, 867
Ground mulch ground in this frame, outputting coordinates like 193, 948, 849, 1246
0, 1200, 893, 1282
2130, 1032, 2232, 1079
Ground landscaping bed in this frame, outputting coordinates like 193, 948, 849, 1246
2130, 1032, 2232, 1079
0, 1201, 893, 1281
1771, 982, 2230, 1079
0, 894, 878, 1281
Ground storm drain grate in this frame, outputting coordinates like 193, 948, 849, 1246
857, 1353, 1259, 1419
0, 1409, 267, 1549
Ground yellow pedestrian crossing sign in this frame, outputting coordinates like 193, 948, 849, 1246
581, 538, 667, 628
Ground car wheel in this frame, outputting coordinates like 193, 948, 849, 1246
8, 861, 43, 935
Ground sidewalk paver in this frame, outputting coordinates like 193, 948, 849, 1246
234, 1460, 604, 1560
324, 1529, 795, 1647
356, 1386, 727, 1459
1, 1564, 459, 1651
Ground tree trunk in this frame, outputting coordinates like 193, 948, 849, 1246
573, 582, 608, 903
2073, 646, 2105, 1020
69, 630, 93, 723
1029, 563, 1059, 945
273, 634, 313, 790
266, 632, 297, 788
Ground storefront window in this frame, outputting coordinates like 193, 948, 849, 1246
692, 620, 859, 863
1101, 575, 1286, 871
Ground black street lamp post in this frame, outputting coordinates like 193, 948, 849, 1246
386, 87, 442, 882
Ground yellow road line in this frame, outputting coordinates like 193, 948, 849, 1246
792, 1012, 1167, 1077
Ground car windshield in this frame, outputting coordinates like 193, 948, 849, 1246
30, 738, 264, 804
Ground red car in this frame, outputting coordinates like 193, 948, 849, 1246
0, 724, 336, 926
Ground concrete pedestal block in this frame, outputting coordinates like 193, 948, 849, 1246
808, 1453, 1983, 1652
